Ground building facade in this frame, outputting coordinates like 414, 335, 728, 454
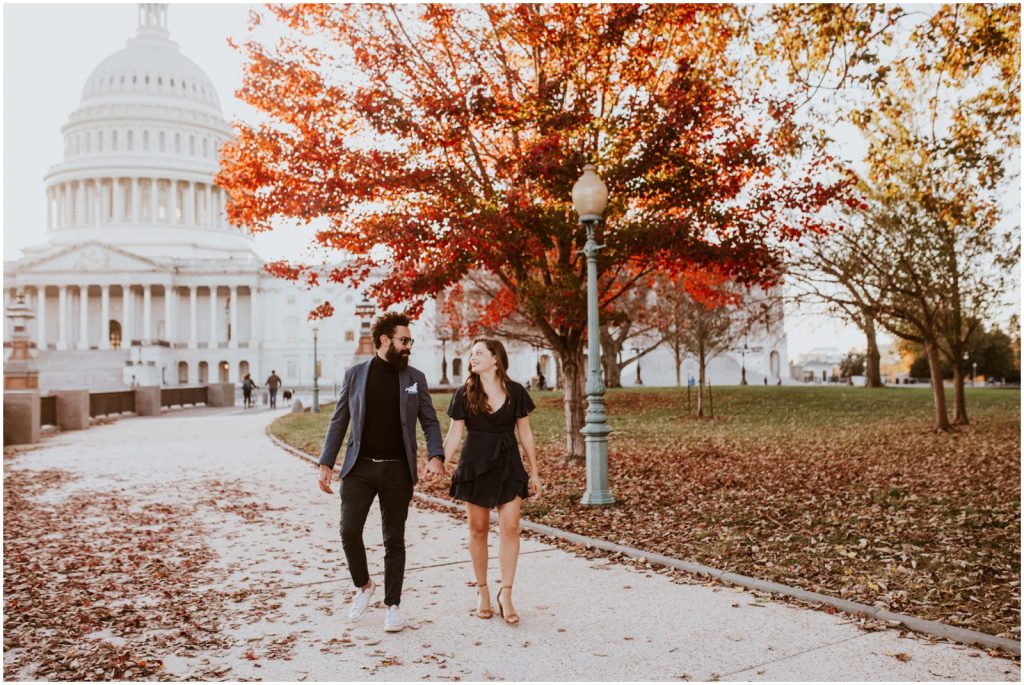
4, 3, 787, 395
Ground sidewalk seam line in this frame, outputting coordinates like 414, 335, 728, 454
720, 631, 873, 679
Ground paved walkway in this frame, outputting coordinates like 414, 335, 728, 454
4, 406, 1018, 681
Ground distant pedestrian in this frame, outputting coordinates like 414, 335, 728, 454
242, 373, 259, 409
265, 370, 283, 408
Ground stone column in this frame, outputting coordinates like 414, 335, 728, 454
167, 179, 177, 224
189, 285, 198, 349
229, 285, 238, 349
100, 179, 109, 224
122, 284, 134, 345
205, 184, 213, 227
219, 189, 227, 228
208, 285, 218, 348
57, 185, 65, 227
164, 284, 173, 344
249, 285, 258, 347
77, 285, 89, 350
113, 177, 123, 223
131, 177, 140, 223
186, 181, 195, 226
46, 188, 53, 229
75, 180, 85, 225
100, 285, 110, 350
143, 284, 152, 345
57, 285, 68, 350
150, 178, 158, 223
36, 286, 46, 350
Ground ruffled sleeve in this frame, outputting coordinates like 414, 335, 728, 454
447, 387, 468, 421
513, 382, 536, 418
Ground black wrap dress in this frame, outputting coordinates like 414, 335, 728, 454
447, 381, 535, 508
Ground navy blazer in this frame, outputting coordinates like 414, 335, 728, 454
317, 358, 444, 484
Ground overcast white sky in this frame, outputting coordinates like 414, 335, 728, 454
3, 3, 1018, 357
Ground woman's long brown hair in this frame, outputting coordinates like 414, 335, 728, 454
463, 338, 512, 415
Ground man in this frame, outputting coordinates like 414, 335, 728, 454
265, 370, 283, 409
317, 312, 445, 633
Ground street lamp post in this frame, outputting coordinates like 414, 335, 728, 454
973, 361, 978, 386
633, 346, 643, 386
311, 321, 320, 413
439, 336, 450, 386
572, 164, 614, 506
740, 343, 749, 385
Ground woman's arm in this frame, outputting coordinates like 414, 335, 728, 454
515, 416, 539, 478
442, 419, 465, 462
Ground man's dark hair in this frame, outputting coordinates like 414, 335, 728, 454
371, 311, 411, 349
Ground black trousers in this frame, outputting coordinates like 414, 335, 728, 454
269, 388, 278, 407
340, 459, 414, 606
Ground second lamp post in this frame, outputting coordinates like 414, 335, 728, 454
572, 164, 615, 506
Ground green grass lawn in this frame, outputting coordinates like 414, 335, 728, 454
272, 385, 1021, 637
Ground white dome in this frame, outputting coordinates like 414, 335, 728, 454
79, 5, 222, 116
39, 4, 254, 262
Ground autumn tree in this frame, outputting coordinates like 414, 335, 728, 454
649, 268, 752, 417
760, 3, 1020, 424
219, 4, 852, 460
598, 273, 664, 389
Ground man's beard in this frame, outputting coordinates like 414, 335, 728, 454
385, 345, 410, 370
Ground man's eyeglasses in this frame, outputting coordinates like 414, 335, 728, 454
389, 336, 415, 346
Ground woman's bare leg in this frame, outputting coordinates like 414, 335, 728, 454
466, 502, 492, 613
496, 496, 521, 619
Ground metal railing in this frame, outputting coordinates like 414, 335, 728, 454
89, 391, 135, 418
160, 386, 208, 408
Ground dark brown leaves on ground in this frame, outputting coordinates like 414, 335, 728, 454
3, 466, 231, 680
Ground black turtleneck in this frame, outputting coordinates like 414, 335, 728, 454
359, 354, 406, 459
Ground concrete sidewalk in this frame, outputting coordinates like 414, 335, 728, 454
4, 406, 1018, 681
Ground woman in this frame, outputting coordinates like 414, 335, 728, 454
442, 338, 543, 625
241, 373, 258, 409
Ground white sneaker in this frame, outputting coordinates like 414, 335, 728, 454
384, 604, 405, 632
348, 579, 376, 621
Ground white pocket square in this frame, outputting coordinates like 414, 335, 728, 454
405, 382, 418, 394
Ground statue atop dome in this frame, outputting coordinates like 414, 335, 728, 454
137, 4, 169, 38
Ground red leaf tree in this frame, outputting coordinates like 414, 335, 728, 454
217, 4, 853, 461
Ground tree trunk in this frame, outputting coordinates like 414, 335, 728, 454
952, 362, 969, 425
558, 349, 586, 463
864, 318, 883, 388
924, 338, 952, 431
600, 325, 622, 389
696, 349, 706, 418
673, 345, 682, 387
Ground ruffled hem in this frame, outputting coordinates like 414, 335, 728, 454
449, 477, 529, 509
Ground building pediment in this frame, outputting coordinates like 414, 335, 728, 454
15, 241, 166, 275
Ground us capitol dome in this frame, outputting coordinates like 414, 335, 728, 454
29, 3, 251, 260
2, 3, 375, 393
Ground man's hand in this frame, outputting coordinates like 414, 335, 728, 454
318, 464, 335, 494
422, 456, 445, 482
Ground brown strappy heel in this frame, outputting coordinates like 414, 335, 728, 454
474, 582, 493, 619
496, 585, 520, 625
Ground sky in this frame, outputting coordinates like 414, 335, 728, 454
3, 3, 1018, 358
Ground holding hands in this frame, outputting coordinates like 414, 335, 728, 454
422, 456, 446, 482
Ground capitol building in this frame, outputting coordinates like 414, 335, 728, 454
4, 4, 787, 396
